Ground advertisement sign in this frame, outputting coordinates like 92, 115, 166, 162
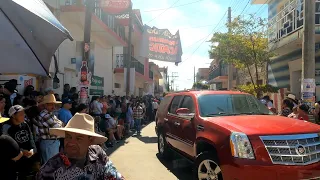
100, 0, 131, 15
301, 78, 316, 108
91, 75, 104, 87
76, 42, 95, 105
140, 25, 183, 64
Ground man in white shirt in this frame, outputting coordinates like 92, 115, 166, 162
152, 99, 159, 119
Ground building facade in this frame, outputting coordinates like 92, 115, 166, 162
252, 0, 320, 100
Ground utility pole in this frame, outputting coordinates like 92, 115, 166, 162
168, 72, 178, 91
227, 7, 233, 90
301, 0, 316, 107
126, 5, 133, 96
79, 0, 94, 104
194, 66, 196, 88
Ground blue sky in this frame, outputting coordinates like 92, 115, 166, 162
132, 0, 268, 90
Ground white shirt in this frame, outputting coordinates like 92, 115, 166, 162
267, 101, 273, 108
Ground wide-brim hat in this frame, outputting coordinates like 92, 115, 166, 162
39, 94, 61, 105
286, 94, 298, 104
0, 114, 9, 124
49, 113, 107, 145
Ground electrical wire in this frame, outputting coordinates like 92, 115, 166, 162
180, 10, 228, 64
239, 0, 251, 16
147, 0, 181, 24
143, 0, 205, 12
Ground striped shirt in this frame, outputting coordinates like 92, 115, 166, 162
34, 109, 63, 140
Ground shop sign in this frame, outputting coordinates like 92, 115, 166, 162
100, 0, 131, 15
89, 89, 104, 96
91, 76, 104, 87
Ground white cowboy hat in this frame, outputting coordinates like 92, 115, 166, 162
39, 94, 61, 105
287, 94, 296, 100
49, 113, 107, 144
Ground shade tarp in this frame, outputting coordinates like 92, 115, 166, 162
0, 0, 73, 76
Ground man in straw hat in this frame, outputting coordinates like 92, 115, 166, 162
33, 94, 63, 164
36, 113, 125, 179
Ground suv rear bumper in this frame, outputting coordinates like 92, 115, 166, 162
222, 159, 320, 180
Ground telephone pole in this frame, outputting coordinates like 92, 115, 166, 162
126, 5, 133, 96
301, 0, 315, 106
168, 72, 178, 91
194, 66, 196, 88
79, 0, 94, 104
227, 7, 233, 90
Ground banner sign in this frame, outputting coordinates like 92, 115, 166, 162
89, 89, 104, 96
140, 25, 183, 64
91, 75, 104, 87
100, 0, 131, 15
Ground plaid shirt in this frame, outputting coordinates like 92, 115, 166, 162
133, 106, 144, 120
34, 109, 63, 140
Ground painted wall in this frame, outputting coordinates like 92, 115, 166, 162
47, 13, 114, 96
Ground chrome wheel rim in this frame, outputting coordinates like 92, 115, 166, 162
159, 134, 165, 154
198, 159, 222, 180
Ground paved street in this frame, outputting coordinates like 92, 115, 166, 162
107, 122, 193, 180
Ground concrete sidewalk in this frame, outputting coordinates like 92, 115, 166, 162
108, 122, 192, 180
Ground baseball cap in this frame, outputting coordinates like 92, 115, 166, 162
62, 98, 72, 105
8, 105, 25, 117
105, 114, 112, 119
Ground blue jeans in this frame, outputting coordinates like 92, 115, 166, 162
135, 119, 142, 134
40, 139, 60, 164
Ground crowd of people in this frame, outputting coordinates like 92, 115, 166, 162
0, 80, 160, 180
261, 94, 312, 121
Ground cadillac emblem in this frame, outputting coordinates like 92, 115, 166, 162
295, 145, 306, 155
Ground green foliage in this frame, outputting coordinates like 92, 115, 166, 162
208, 14, 272, 88
192, 82, 209, 90
237, 84, 279, 97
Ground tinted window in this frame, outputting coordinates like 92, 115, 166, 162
158, 96, 172, 113
169, 95, 183, 114
179, 96, 195, 113
198, 94, 273, 117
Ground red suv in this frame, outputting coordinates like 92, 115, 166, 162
155, 90, 320, 180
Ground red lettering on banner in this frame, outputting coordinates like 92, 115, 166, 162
24, 78, 33, 87
149, 43, 178, 55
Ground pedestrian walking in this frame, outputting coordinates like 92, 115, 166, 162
133, 101, 143, 136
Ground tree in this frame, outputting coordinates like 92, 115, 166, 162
209, 14, 272, 97
192, 82, 209, 90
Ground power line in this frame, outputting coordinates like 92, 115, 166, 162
147, 0, 181, 24
181, 10, 228, 64
143, 0, 205, 12
239, 0, 251, 16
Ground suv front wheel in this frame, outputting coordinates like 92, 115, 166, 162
157, 133, 172, 160
194, 152, 223, 180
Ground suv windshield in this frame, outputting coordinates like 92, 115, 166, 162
198, 94, 273, 117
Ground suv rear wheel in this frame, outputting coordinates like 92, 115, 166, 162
194, 152, 223, 180
158, 133, 172, 160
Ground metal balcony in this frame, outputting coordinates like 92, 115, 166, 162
114, 54, 144, 75
268, 0, 320, 44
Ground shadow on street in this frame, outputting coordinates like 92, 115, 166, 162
105, 122, 153, 156
156, 153, 193, 180
136, 136, 158, 143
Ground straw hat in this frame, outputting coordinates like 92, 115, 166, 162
39, 94, 61, 105
0, 114, 9, 123
49, 113, 107, 145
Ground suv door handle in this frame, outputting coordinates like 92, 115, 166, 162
174, 122, 180, 126
197, 125, 204, 131
164, 118, 168, 122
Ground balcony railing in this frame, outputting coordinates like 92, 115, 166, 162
268, 0, 320, 43
114, 54, 144, 75
63, 0, 127, 43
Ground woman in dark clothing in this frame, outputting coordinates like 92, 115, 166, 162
279, 99, 294, 117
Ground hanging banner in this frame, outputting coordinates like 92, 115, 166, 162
100, 0, 131, 15
140, 25, 183, 64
